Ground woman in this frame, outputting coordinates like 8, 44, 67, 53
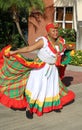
0, 23, 75, 119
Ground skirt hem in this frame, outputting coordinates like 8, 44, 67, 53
29, 90, 75, 116
0, 93, 27, 109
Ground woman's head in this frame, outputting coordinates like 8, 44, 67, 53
46, 23, 59, 39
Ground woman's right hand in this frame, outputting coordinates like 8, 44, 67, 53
9, 50, 18, 56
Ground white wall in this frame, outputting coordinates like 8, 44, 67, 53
77, 0, 82, 21
54, 0, 74, 7
76, 0, 82, 50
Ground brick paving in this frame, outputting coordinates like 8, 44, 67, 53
63, 70, 82, 86
0, 65, 82, 130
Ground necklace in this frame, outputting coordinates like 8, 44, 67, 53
47, 35, 57, 48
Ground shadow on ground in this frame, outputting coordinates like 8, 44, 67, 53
62, 76, 73, 87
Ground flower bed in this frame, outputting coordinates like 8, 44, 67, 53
70, 50, 82, 66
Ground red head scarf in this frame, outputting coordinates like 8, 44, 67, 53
46, 23, 58, 32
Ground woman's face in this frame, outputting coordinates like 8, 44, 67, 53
48, 28, 58, 39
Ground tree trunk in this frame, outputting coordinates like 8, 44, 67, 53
12, 9, 27, 45
15, 21, 27, 45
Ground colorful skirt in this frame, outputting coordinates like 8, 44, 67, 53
0, 46, 75, 115
0, 46, 45, 109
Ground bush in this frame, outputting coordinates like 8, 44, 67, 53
70, 50, 82, 66
58, 28, 76, 42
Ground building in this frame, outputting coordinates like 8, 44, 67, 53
28, 0, 82, 50
54, 0, 82, 50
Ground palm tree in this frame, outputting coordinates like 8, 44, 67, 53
0, 0, 45, 45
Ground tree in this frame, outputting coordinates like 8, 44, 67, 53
0, 0, 45, 45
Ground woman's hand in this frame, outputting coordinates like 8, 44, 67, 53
9, 50, 18, 56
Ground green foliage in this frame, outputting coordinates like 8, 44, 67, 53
0, 10, 26, 50
0, 0, 45, 50
58, 28, 76, 42
0, 10, 13, 49
70, 50, 82, 66
10, 34, 25, 50
0, 0, 45, 15
28, 0, 45, 14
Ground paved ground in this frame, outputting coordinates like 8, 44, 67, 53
63, 65, 82, 85
0, 65, 82, 130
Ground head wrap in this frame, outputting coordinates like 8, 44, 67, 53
46, 23, 58, 32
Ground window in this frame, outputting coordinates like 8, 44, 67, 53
54, 7, 73, 29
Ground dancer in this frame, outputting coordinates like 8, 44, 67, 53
0, 23, 75, 119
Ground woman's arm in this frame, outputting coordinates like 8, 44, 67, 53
10, 39, 44, 55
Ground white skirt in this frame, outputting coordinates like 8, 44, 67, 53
25, 63, 61, 116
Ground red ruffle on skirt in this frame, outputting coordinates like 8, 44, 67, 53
0, 90, 75, 114
30, 90, 75, 116
0, 92, 27, 109
31, 104, 63, 116
61, 90, 75, 106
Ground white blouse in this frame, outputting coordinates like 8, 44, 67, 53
36, 36, 57, 64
